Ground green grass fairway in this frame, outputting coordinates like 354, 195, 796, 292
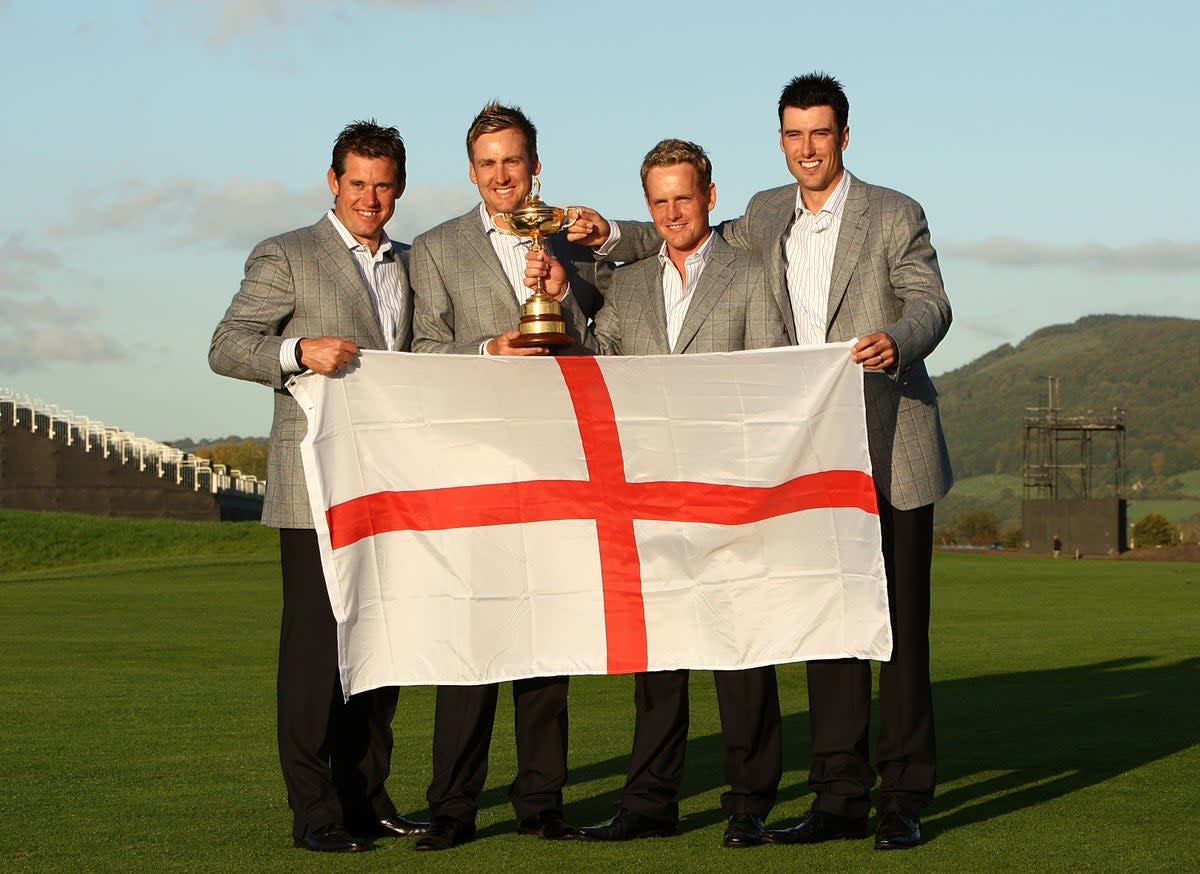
1, 525, 1197, 872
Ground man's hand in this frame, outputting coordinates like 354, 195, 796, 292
486, 331, 549, 356
298, 336, 360, 374
524, 250, 568, 300
564, 206, 611, 247
852, 331, 897, 371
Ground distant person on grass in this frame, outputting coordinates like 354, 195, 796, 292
209, 120, 426, 854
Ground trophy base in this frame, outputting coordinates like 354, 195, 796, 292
510, 331, 573, 349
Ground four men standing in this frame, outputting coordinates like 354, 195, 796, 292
210, 73, 951, 855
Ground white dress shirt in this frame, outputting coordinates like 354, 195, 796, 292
784, 170, 852, 346
481, 202, 535, 303
659, 231, 715, 351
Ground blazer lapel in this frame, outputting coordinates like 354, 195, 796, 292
826, 178, 869, 332
673, 235, 731, 353
458, 208, 524, 309
312, 218, 386, 347
763, 191, 798, 345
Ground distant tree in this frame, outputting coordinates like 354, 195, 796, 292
195, 438, 268, 481
1132, 513, 1176, 548
933, 526, 956, 547
1001, 527, 1024, 550
952, 508, 1000, 546
1152, 451, 1165, 478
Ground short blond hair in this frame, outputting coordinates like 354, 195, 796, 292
639, 138, 712, 193
466, 101, 538, 163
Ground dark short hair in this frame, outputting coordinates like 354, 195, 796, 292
778, 72, 849, 130
639, 138, 713, 193
331, 120, 406, 183
466, 101, 538, 163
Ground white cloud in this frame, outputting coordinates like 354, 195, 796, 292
72, 177, 324, 250
0, 235, 61, 291
0, 304, 126, 371
72, 177, 478, 249
944, 236, 1200, 273
181, 179, 329, 249
388, 183, 479, 243
154, 0, 508, 44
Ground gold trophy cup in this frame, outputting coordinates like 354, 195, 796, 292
494, 177, 578, 349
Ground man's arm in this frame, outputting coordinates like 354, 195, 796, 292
566, 207, 661, 264
209, 238, 295, 389
209, 235, 362, 383
875, 195, 951, 372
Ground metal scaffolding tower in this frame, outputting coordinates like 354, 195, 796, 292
1022, 377, 1126, 500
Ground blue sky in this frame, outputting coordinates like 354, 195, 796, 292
2, 0, 1196, 441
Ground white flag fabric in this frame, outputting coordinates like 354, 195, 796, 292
290, 345, 890, 695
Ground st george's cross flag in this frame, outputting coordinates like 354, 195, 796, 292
289, 344, 890, 695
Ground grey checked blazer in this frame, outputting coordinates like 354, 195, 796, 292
208, 215, 412, 528
611, 177, 953, 510
410, 207, 606, 354
594, 232, 788, 355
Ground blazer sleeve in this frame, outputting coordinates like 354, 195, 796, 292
880, 197, 951, 371
604, 220, 661, 263
208, 237, 293, 390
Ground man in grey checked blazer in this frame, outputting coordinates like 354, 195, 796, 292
209, 121, 426, 853
592, 74, 953, 851
550, 139, 788, 849
408, 102, 606, 852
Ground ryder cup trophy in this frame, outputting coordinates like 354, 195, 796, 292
494, 177, 578, 349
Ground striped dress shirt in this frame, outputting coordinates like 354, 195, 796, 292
659, 231, 716, 351
482, 202, 535, 302
784, 170, 852, 346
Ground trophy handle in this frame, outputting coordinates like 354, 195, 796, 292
561, 206, 579, 230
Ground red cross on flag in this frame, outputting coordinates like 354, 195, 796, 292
290, 344, 890, 695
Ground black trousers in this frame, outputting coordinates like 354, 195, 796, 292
426, 676, 570, 824
277, 528, 399, 840
621, 666, 782, 823
805, 497, 936, 818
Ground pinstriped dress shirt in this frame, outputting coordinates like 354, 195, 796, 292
481, 203, 535, 302
658, 231, 716, 352
784, 170, 851, 345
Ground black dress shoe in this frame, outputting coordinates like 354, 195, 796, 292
517, 810, 584, 840
293, 823, 363, 852
368, 813, 430, 838
722, 812, 767, 848
764, 810, 868, 845
874, 810, 921, 850
414, 816, 476, 851
580, 808, 676, 841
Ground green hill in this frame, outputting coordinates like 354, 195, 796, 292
935, 315, 1200, 483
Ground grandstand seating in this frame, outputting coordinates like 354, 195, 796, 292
0, 388, 264, 521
